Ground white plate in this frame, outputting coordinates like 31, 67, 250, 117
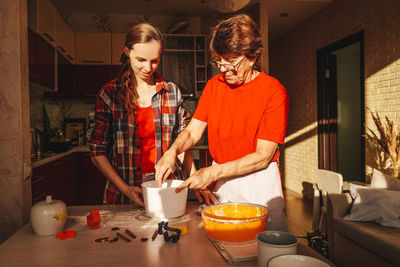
267, 254, 330, 267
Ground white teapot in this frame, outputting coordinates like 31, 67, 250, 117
31, 195, 67, 236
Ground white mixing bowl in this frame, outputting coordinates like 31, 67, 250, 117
141, 180, 188, 218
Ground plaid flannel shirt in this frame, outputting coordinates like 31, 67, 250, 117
89, 76, 191, 203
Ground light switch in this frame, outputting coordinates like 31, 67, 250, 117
24, 162, 32, 180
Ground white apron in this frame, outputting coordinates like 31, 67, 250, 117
212, 161, 288, 232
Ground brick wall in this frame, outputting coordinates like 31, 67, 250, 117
270, 0, 400, 194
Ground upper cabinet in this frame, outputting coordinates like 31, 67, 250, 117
111, 33, 126, 65
28, 28, 55, 89
29, 0, 74, 63
69, 31, 76, 63
54, 11, 74, 63
75, 33, 111, 64
35, 0, 55, 44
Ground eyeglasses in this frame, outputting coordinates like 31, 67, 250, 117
210, 56, 246, 72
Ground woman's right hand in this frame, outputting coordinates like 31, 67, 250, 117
123, 186, 145, 207
155, 150, 177, 187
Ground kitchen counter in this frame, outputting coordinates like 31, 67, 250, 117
31, 145, 209, 168
0, 202, 254, 267
0, 201, 335, 267
32, 145, 90, 168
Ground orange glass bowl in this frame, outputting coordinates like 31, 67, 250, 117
201, 203, 268, 243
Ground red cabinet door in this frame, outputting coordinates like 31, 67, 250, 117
75, 65, 113, 97
77, 152, 107, 205
46, 154, 78, 206
199, 149, 213, 168
57, 52, 75, 96
31, 164, 48, 205
28, 28, 55, 89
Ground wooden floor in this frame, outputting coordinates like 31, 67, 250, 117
284, 189, 314, 246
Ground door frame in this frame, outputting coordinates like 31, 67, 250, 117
316, 30, 365, 180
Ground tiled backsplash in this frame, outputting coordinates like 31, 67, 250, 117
30, 82, 199, 134
30, 82, 94, 131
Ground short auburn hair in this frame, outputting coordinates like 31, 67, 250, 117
210, 14, 263, 71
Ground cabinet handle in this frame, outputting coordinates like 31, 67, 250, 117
57, 46, 66, 53
81, 60, 104, 64
43, 33, 54, 42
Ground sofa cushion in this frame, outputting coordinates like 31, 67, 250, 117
333, 219, 400, 265
371, 168, 400, 190
344, 183, 400, 228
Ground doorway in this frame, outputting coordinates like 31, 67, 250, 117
317, 31, 365, 182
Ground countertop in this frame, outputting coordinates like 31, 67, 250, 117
32, 145, 90, 168
0, 202, 254, 267
0, 202, 335, 267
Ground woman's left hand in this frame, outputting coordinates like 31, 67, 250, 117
193, 188, 219, 205
175, 166, 217, 192
124, 186, 145, 207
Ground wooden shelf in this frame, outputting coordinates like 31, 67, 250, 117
160, 34, 208, 99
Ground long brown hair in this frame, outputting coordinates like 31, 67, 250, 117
119, 23, 163, 112
210, 14, 263, 71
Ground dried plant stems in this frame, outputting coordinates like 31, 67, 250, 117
365, 108, 400, 178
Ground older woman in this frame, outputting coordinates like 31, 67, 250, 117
155, 14, 289, 231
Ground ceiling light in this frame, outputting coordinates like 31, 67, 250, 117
203, 0, 252, 13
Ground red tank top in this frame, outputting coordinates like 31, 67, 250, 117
135, 106, 156, 174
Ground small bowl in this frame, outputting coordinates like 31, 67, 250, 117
267, 254, 330, 267
201, 202, 268, 243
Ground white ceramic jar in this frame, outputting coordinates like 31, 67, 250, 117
31, 195, 67, 236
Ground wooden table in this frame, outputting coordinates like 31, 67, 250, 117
0, 201, 335, 267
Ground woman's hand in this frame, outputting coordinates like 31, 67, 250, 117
193, 188, 219, 206
123, 186, 145, 207
175, 166, 217, 192
155, 150, 177, 187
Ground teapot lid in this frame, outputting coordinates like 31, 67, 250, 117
45, 195, 53, 204
33, 195, 65, 207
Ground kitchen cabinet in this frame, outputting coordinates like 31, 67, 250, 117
28, 28, 55, 89
31, 154, 78, 206
75, 33, 112, 64
74, 65, 117, 97
46, 154, 78, 206
69, 31, 76, 63
111, 33, 125, 65
199, 149, 213, 168
31, 151, 107, 206
54, 10, 73, 62
31, 164, 48, 205
77, 152, 106, 205
161, 35, 208, 99
35, 0, 55, 44
56, 52, 75, 96
44, 63, 122, 98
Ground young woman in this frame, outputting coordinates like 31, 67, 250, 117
89, 23, 195, 206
